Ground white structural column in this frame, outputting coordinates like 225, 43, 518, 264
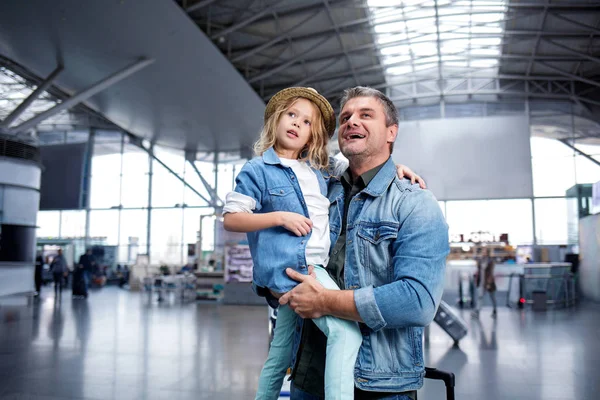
0, 147, 42, 296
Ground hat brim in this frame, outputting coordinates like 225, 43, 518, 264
264, 87, 336, 138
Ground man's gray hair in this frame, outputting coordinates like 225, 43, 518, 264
340, 86, 399, 127
339, 87, 399, 153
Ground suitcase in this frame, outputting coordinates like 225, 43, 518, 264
433, 300, 468, 345
72, 268, 88, 298
416, 367, 455, 400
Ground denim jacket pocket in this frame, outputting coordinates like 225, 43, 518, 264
357, 223, 398, 245
356, 222, 399, 284
268, 186, 296, 211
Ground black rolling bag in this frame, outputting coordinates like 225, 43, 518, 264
72, 268, 88, 297
433, 300, 468, 345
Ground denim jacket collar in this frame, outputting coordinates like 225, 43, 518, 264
262, 147, 282, 165
362, 157, 397, 198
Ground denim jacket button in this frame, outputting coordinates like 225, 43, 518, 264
280, 190, 284, 194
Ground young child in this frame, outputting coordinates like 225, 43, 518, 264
223, 87, 423, 400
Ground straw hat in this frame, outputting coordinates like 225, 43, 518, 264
264, 87, 336, 138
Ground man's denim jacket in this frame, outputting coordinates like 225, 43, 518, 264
233, 147, 331, 293
291, 157, 449, 392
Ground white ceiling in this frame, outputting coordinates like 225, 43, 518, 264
0, 0, 265, 152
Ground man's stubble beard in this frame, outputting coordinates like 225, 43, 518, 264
340, 143, 371, 168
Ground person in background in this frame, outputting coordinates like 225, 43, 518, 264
50, 248, 68, 299
34, 251, 44, 297
78, 248, 95, 292
472, 247, 497, 319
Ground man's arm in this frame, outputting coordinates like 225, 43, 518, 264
281, 190, 449, 331
353, 189, 449, 331
279, 270, 363, 321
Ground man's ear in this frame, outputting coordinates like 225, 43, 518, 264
387, 124, 398, 143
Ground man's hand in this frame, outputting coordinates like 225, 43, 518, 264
278, 212, 313, 236
279, 268, 327, 318
396, 164, 426, 189
270, 266, 316, 299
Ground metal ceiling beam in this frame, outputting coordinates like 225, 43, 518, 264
542, 38, 600, 67
559, 139, 600, 167
233, 28, 592, 65
186, 0, 218, 14
10, 58, 154, 134
526, 3, 549, 76
280, 50, 588, 87
293, 56, 345, 87
144, 146, 212, 206
246, 0, 353, 25
322, 0, 360, 86
185, 156, 223, 207
536, 62, 600, 90
209, 5, 276, 39
0, 64, 63, 129
388, 90, 600, 105
208, 0, 352, 40
549, 13, 600, 36
363, 3, 600, 10
231, 9, 321, 63
247, 36, 331, 83
230, 9, 538, 55
232, 15, 371, 54
433, 0, 444, 96
261, 71, 574, 94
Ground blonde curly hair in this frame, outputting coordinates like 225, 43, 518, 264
254, 96, 329, 170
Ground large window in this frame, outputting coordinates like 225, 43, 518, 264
151, 147, 185, 207
531, 137, 600, 196
150, 208, 184, 265
445, 199, 534, 246
118, 209, 148, 263
60, 211, 86, 238
37, 211, 60, 237
534, 198, 569, 245
121, 144, 149, 208
90, 131, 122, 208
531, 137, 576, 197
89, 210, 119, 245
183, 161, 213, 207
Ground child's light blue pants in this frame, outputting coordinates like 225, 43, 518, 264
255, 265, 362, 400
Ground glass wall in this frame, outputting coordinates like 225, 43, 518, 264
445, 199, 534, 246
36, 109, 600, 264
37, 129, 220, 265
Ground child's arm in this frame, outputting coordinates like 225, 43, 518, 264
223, 162, 312, 236
224, 211, 312, 236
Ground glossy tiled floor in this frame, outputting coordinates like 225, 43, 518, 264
0, 287, 598, 400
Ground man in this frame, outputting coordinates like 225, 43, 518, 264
34, 251, 44, 297
472, 247, 497, 319
50, 248, 68, 299
278, 86, 449, 399
78, 248, 95, 292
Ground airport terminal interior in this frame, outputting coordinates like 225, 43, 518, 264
1, 1, 600, 399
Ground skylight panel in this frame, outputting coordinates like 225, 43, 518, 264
369, 0, 507, 83
381, 44, 411, 56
